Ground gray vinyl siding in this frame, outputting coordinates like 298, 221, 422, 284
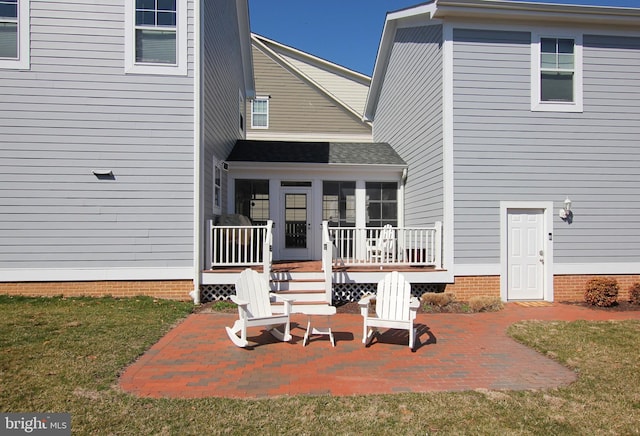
373, 25, 444, 227
250, 46, 371, 135
201, 0, 248, 222
452, 28, 640, 265
0, 1, 195, 270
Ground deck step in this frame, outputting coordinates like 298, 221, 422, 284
274, 289, 327, 302
272, 300, 333, 314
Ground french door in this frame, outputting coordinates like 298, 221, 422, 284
278, 187, 313, 260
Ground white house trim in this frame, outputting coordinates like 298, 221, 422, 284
455, 264, 501, 276
555, 263, 640, 276
2, 267, 193, 282
442, 23, 455, 278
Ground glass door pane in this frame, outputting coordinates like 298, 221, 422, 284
285, 193, 307, 249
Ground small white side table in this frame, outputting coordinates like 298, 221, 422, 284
298, 305, 337, 347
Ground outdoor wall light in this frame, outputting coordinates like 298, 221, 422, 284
559, 197, 572, 220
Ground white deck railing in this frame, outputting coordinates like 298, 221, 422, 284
324, 222, 442, 269
206, 220, 273, 278
205, 219, 442, 273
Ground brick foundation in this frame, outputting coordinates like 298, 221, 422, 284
444, 276, 501, 301
444, 274, 640, 302
0, 280, 194, 301
554, 274, 639, 302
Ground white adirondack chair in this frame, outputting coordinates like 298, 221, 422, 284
358, 271, 420, 350
225, 268, 293, 348
366, 224, 396, 263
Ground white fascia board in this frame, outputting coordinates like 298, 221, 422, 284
365, 3, 438, 122
433, 0, 640, 27
2, 267, 194, 282
228, 161, 406, 178
237, 0, 255, 98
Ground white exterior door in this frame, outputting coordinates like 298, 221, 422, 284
507, 209, 545, 300
278, 187, 314, 260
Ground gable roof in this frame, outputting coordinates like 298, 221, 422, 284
251, 33, 371, 121
365, 0, 640, 121
227, 140, 407, 166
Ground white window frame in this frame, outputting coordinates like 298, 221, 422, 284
251, 96, 269, 129
124, 0, 187, 76
0, 0, 30, 70
531, 32, 583, 113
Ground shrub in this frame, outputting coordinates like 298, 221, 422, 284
584, 277, 619, 307
468, 296, 504, 312
421, 292, 456, 308
629, 283, 640, 305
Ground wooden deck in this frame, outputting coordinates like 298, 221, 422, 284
204, 260, 442, 274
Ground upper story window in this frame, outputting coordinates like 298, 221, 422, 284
0, 0, 29, 69
251, 97, 269, 129
135, 0, 176, 64
125, 0, 187, 75
531, 33, 583, 112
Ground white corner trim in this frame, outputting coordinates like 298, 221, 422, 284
0, 0, 30, 70
124, 0, 188, 76
442, 23, 455, 275
1, 267, 194, 282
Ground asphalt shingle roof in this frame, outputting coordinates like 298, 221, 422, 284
227, 140, 406, 166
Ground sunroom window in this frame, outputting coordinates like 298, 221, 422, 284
235, 180, 269, 225
323, 181, 355, 227
366, 182, 397, 228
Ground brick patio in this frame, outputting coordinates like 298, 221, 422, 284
119, 303, 640, 399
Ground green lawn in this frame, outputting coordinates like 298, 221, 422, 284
1, 296, 639, 435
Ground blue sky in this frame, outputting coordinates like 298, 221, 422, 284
248, 0, 639, 76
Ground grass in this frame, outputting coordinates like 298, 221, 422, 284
1, 295, 640, 435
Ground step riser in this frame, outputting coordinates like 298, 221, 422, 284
271, 281, 324, 292
270, 272, 325, 281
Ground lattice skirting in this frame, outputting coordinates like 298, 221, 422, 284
200, 282, 445, 304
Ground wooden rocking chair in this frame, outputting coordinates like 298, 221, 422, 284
225, 268, 293, 348
359, 271, 419, 350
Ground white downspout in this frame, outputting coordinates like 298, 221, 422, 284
190, 0, 202, 305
